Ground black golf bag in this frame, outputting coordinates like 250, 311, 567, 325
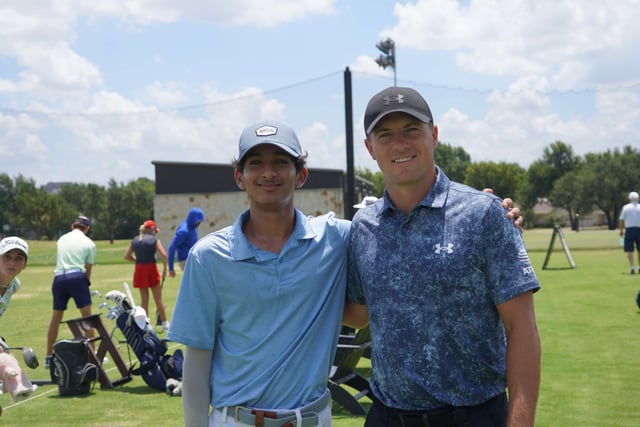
116, 308, 183, 391
50, 339, 99, 396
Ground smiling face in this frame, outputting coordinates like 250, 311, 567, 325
0, 249, 27, 285
365, 112, 438, 195
234, 143, 308, 210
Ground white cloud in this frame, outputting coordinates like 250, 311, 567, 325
387, 0, 640, 85
145, 82, 188, 106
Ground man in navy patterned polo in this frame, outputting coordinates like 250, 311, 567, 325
346, 87, 541, 427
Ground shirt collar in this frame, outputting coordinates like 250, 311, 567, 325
229, 208, 316, 260
380, 166, 450, 215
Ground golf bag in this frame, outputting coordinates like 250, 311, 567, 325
50, 339, 98, 396
115, 305, 183, 391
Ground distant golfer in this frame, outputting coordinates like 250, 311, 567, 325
45, 215, 96, 369
124, 220, 170, 332
619, 191, 640, 274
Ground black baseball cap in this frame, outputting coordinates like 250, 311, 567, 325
364, 86, 433, 135
74, 215, 91, 227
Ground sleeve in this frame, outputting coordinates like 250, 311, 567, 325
346, 219, 367, 305
182, 346, 213, 427
483, 199, 540, 305
167, 245, 219, 349
168, 230, 186, 271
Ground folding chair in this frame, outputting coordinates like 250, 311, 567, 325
328, 325, 373, 415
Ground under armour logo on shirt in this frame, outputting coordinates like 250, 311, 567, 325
434, 243, 454, 254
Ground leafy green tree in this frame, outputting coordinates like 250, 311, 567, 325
103, 178, 155, 240
355, 167, 385, 197
464, 161, 526, 201
13, 176, 74, 239
434, 142, 471, 183
0, 173, 16, 235
579, 147, 640, 229
525, 141, 581, 208
549, 171, 592, 228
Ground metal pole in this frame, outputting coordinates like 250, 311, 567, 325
392, 43, 397, 86
344, 67, 355, 220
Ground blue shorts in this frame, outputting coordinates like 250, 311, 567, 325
624, 227, 640, 252
52, 271, 92, 311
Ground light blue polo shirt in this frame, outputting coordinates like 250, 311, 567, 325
168, 209, 350, 410
347, 168, 540, 411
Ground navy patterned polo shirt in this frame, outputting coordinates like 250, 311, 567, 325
347, 168, 540, 410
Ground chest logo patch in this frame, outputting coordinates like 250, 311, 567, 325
434, 243, 454, 254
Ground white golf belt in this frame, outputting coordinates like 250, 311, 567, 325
218, 389, 330, 427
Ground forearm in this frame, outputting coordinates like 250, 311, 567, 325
505, 325, 541, 427
342, 300, 368, 329
183, 346, 213, 426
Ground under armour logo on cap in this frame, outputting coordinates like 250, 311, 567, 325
383, 94, 405, 105
364, 86, 433, 135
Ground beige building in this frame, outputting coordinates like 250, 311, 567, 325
151, 161, 374, 243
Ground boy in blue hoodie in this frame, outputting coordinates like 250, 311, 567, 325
168, 207, 204, 278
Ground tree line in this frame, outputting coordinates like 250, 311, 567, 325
2, 141, 638, 240
357, 141, 640, 230
0, 176, 155, 241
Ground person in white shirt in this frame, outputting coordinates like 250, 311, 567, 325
619, 191, 640, 274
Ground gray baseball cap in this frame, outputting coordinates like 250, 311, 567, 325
364, 86, 433, 135
238, 120, 303, 162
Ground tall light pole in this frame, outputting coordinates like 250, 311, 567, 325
375, 38, 396, 86
344, 67, 355, 220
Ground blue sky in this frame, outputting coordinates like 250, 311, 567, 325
1, 0, 639, 186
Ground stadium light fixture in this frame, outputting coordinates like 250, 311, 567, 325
374, 38, 396, 86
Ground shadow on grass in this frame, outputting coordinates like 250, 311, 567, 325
107, 384, 166, 395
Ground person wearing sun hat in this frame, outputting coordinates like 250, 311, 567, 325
0, 236, 29, 318
123, 219, 169, 331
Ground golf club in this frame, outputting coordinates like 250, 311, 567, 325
6, 347, 39, 369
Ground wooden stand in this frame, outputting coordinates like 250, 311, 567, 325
62, 314, 132, 389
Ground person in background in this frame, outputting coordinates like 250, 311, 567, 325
45, 215, 96, 369
167, 207, 204, 278
124, 220, 170, 332
168, 120, 351, 426
347, 86, 541, 427
353, 196, 379, 209
0, 237, 29, 317
619, 191, 640, 274
0, 236, 37, 401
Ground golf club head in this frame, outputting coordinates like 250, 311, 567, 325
21, 347, 39, 369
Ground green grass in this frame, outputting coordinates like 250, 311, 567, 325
1, 228, 639, 426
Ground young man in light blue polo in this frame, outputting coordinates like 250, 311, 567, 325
168, 121, 354, 426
